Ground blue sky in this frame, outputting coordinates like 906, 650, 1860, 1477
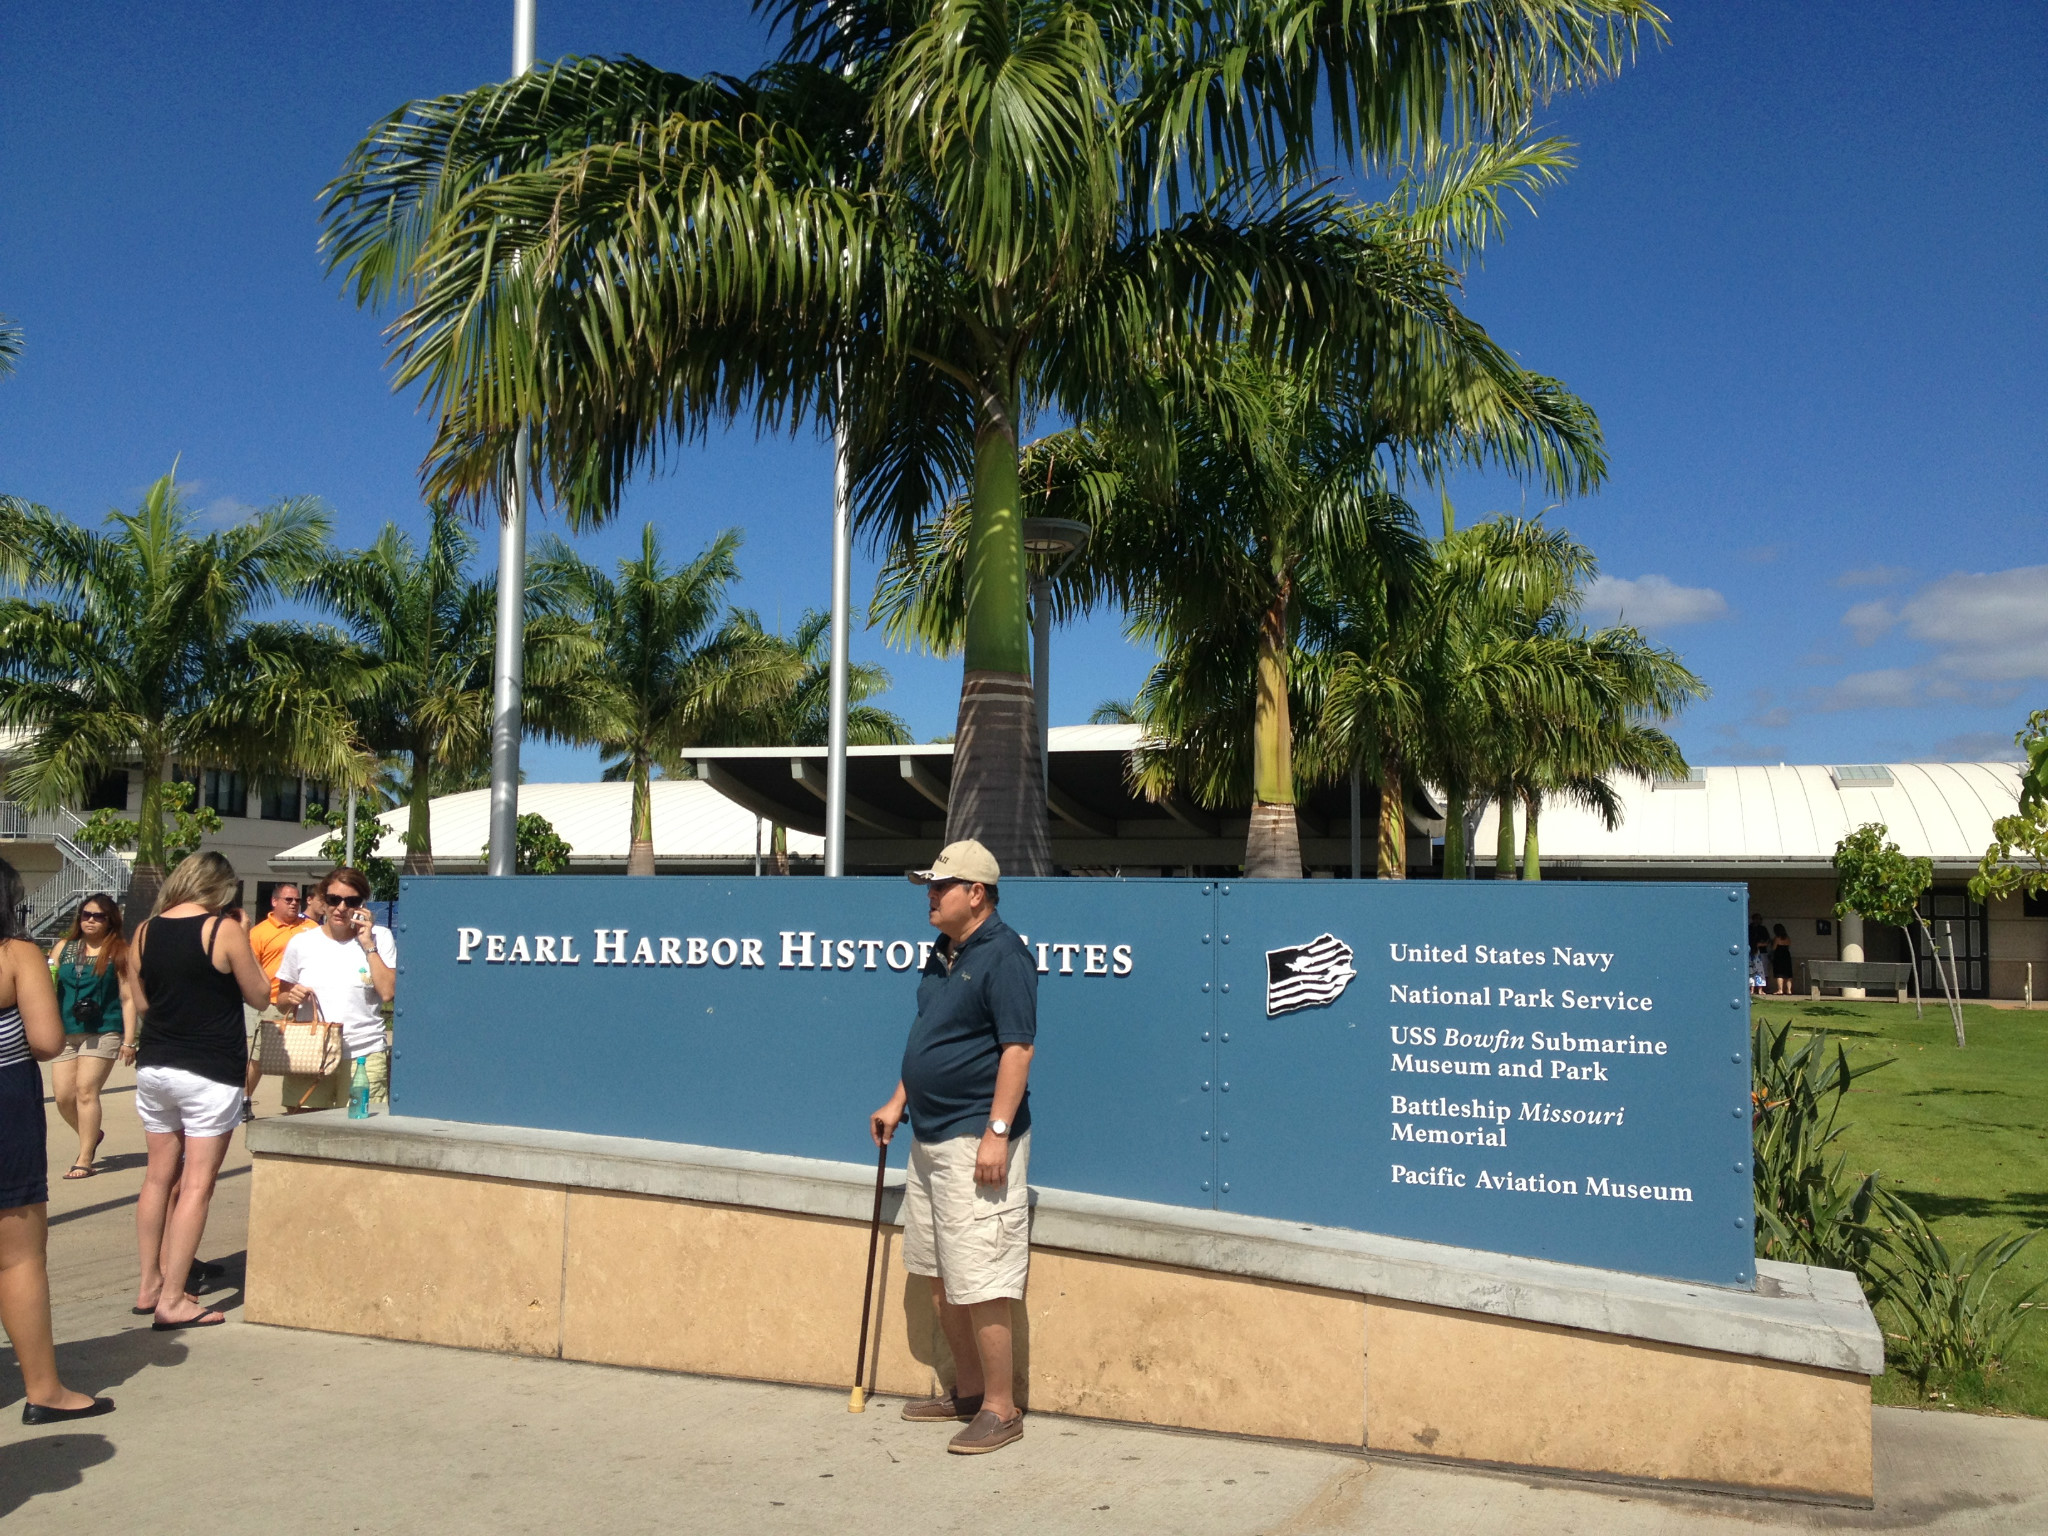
3, 1, 2042, 779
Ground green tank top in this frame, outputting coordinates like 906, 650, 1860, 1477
55, 944, 122, 1034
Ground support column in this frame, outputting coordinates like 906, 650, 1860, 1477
1839, 911, 1865, 999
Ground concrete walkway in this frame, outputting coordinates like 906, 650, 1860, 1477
6, 1066, 2046, 1534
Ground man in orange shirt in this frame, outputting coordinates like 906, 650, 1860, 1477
242, 882, 314, 1118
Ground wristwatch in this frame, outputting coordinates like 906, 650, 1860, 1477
988, 1118, 1010, 1137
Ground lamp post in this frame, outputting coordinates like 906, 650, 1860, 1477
824, 401, 852, 877
486, 0, 537, 877
1022, 518, 1090, 788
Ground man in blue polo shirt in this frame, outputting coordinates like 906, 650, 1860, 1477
870, 838, 1037, 1456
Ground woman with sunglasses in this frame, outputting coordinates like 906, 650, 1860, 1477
274, 866, 396, 1111
48, 895, 139, 1179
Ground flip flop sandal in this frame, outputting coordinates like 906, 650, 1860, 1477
151, 1311, 227, 1331
63, 1163, 94, 1179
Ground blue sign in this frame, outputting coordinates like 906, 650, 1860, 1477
393, 876, 1754, 1288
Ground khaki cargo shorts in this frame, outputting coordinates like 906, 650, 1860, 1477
900, 1129, 1031, 1306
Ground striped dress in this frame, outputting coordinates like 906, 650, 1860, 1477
0, 1002, 49, 1208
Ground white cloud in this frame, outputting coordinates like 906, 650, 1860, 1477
197, 496, 261, 529
1582, 573, 1729, 630
1841, 599, 1896, 646
1921, 731, 2027, 762
1834, 565, 1911, 589
1895, 564, 2048, 682
1812, 669, 1921, 711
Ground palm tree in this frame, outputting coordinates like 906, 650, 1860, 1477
319, 1, 1662, 875
302, 503, 592, 873
1330, 518, 1701, 880
0, 315, 21, 379
534, 526, 800, 875
0, 470, 362, 911
715, 606, 913, 873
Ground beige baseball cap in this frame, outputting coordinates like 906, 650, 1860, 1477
908, 838, 1000, 887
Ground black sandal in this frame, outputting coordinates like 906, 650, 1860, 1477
63, 1162, 94, 1179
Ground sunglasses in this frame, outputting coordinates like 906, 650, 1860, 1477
326, 894, 366, 909
80, 910, 112, 923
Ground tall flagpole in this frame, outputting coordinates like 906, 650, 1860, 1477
487, 0, 537, 878
824, 382, 852, 877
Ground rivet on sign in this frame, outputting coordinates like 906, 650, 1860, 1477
1221, 983, 1231, 993
1201, 1181, 1211, 1192
1734, 1218, 1745, 1227
1221, 1032, 1230, 1043
1202, 1081, 1211, 1092
1221, 934, 1231, 944
1202, 982, 1211, 993
1732, 1054, 1741, 1063
1728, 891, 1740, 901
1728, 944, 1739, 955
1732, 1107, 1744, 1117
1221, 1131, 1230, 1142
1221, 1182, 1231, 1193
1730, 998, 1743, 1008
1201, 1031, 1211, 1042
1201, 1131, 1210, 1141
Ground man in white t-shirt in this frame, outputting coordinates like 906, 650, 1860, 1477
275, 865, 397, 1111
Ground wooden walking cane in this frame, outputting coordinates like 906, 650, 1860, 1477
848, 1136, 891, 1412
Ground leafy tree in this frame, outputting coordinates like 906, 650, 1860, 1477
302, 503, 592, 874
300, 801, 401, 903
1833, 823, 1964, 1045
0, 470, 362, 913
1970, 709, 2048, 906
320, 0, 1663, 875
76, 780, 223, 871
481, 812, 574, 875
534, 526, 798, 875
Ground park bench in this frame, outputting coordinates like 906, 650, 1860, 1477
1802, 959, 1914, 1002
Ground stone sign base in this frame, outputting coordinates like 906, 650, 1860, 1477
245, 1115, 1881, 1504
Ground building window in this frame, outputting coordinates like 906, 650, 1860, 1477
258, 777, 302, 822
84, 771, 129, 812
201, 769, 247, 819
2026, 890, 2048, 919
303, 782, 332, 820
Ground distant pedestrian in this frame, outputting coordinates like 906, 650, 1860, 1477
1747, 914, 1770, 995
0, 857, 116, 1422
870, 839, 1037, 1456
242, 882, 314, 1119
129, 852, 271, 1328
274, 866, 396, 1110
48, 894, 138, 1179
1771, 923, 1795, 996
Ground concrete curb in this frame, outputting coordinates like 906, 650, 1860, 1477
248, 1111, 1883, 1376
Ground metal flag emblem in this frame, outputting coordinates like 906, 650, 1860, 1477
1265, 932, 1358, 1017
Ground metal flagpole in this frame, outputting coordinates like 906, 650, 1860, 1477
487, 0, 537, 878
824, 389, 852, 878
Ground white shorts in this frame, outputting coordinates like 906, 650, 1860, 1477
900, 1130, 1031, 1306
135, 1066, 243, 1138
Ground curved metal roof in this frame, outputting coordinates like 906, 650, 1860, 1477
1473, 762, 2026, 874
271, 779, 823, 873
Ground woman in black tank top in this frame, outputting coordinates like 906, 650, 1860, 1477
129, 853, 270, 1328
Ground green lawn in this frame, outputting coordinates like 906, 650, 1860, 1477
1749, 997, 2048, 1416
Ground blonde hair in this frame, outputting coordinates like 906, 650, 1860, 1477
153, 850, 242, 916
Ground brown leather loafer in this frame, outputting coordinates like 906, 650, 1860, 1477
902, 1389, 983, 1422
947, 1407, 1024, 1454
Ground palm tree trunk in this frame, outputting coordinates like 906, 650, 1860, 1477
627, 753, 655, 876
1245, 588, 1300, 878
124, 759, 167, 924
772, 822, 788, 876
1442, 784, 1467, 879
403, 744, 435, 875
1494, 788, 1517, 878
1521, 793, 1542, 882
1377, 759, 1406, 879
947, 405, 1051, 875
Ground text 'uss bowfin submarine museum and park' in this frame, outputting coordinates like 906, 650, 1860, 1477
244, 840, 1884, 1506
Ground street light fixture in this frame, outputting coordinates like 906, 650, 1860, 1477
1022, 517, 1091, 788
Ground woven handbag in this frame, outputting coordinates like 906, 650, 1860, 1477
253, 997, 345, 1086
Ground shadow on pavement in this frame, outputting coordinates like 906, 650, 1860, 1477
0, 1433, 116, 1518
0, 1324, 195, 1414
47, 1161, 247, 1228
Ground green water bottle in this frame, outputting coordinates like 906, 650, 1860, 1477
347, 1056, 370, 1118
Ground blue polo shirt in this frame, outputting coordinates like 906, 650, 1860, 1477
901, 913, 1037, 1143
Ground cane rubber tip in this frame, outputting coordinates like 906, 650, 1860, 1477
848, 1387, 866, 1413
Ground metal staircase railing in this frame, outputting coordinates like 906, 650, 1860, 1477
0, 802, 135, 938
